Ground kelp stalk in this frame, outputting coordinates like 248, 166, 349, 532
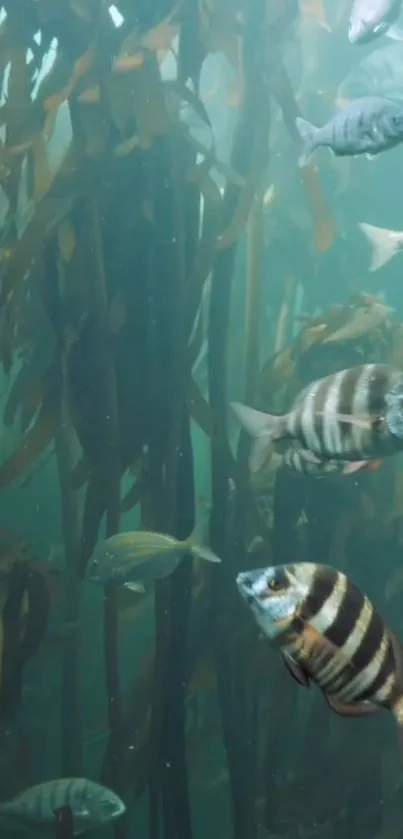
54, 806, 74, 839
146, 133, 194, 839
82, 201, 125, 839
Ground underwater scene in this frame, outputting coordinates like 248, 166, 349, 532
5, 0, 403, 837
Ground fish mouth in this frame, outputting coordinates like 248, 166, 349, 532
236, 569, 272, 605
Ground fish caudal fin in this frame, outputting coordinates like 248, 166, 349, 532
359, 222, 402, 272
230, 402, 284, 473
295, 117, 319, 167
187, 518, 221, 564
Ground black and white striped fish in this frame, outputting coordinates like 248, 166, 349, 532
0, 777, 125, 834
231, 363, 403, 473
236, 563, 403, 732
295, 97, 403, 167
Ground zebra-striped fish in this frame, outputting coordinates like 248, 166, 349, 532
295, 97, 403, 167
236, 563, 403, 733
0, 777, 125, 834
231, 363, 403, 473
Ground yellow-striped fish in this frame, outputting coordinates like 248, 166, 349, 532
87, 521, 221, 592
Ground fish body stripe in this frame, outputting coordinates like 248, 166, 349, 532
338, 630, 389, 701
286, 364, 403, 460
284, 565, 401, 707
300, 379, 324, 454
321, 371, 345, 457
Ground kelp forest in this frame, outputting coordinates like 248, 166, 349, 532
0, 1, 403, 838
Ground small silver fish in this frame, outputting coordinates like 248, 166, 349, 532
349, 0, 403, 44
0, 777, 125, 835
236, 563, 403, 741
231, 363, 403, 472
359, 221, 403, 271
296, 97, 403, 166
87, 521, 221, 591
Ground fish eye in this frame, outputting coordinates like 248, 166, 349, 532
268, 578, 282, 592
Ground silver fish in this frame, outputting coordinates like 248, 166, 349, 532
359, 221, 403, 270
87, 521, 221, 592
296, 97, 403, 166
0, 778, 125, 834
231, 363, 403, 472
236, 563, 403, 734
349, 0, 403, 44
337, 43, 403, 103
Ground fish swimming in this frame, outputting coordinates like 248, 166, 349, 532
359, 221, 403, 271
236, 563, 403, 736
295, 97, 403, 166
337, 42, 403, 104
231, 363, 403, 472
87, 521, 221, 591
0, 777, 125, 834
349, 0, 403, 44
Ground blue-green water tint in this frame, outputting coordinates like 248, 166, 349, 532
2, 1, 403, 838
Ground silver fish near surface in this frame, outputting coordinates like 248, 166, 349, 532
236, 563, 403, 734
0, 777, 125, 835
349, 0, 403, 44
359, 221, 403, 271
295, 97, 403, 167
337, 42, 403, 103
231, 363, 403, 473
87, 520, 221, 592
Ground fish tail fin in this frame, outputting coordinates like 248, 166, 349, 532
295, 116, 320, 167
230, 401, 285, 473
392, 695, 403, 761
187, 518, 221, 563
359, 222, 401, 272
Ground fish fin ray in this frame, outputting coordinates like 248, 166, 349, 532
359, 222, 402, 272
124, 582, 146, 593
295, 116, 319, 167
230, 402, 284, 473
187, 518, 221, 563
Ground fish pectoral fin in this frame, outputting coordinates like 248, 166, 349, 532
325, 696, 379, 717
281, 652, 311, 687
321, 411, 372, 430
297, 449, 322, 465
342, 460, 369, 475
73, 805, 90, 818
124, 582, 146, 594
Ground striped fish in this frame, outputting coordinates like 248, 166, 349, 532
0, 777, 125, 834
236, 563, 403, 731
231, 363, 403, 473
87, 519, 221, 592
295, 97, 403, 167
